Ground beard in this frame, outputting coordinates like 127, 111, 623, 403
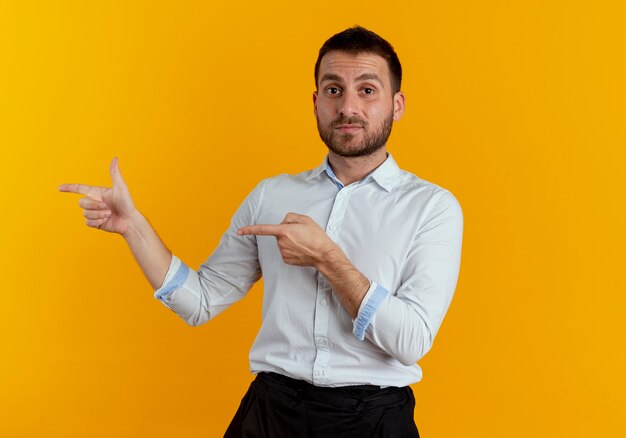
316, 110, 394, 158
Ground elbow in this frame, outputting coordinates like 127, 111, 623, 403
392, 325, 434, 366
396, 351, 421, 367
400, 346, 433, 366
395, 345, 429, 366
183, 310, 211, 327
184, 317, 208, 328
184, 318, 200, 327
179, 291, 213, 327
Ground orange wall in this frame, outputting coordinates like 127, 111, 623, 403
1, 1, 625, 436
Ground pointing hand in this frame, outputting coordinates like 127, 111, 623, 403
237, 213, 337, 268
58, 158, 137, 236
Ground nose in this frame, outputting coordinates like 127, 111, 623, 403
338, 90, 359, 117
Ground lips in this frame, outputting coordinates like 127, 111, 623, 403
335, 124, 363, 133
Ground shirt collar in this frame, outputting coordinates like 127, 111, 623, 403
308, 160, 328, 180
307, 153, 402, 192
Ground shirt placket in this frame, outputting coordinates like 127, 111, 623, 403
312, 186, 352, 385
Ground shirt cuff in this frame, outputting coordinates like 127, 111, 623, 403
154, 255, 190, 304
352, 281, 389, 341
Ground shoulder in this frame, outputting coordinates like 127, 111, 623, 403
396, 168, 460, 204
388, 169, 463, 228
254, 166, 323, 192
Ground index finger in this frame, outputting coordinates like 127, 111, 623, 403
58, 183, 96, 195
237, 224, 284, 236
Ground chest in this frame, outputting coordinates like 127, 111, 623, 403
255, 183, 421, 289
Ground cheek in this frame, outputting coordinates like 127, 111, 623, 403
316, 101, 336, 121
367, 103, 391, 121
372, 100, 393, 120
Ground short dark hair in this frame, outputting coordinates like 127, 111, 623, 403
314, 26, 402, 94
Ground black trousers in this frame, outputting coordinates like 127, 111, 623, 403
224, 372, 420, 438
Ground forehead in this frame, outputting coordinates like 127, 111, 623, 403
318, 51, 390, 83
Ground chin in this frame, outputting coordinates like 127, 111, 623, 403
330, 146, 383, 159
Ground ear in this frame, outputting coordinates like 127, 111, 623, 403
392, 91, 406, 121
313, 91, 318, 116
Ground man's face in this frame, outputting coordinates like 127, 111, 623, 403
314, 51, 405, 158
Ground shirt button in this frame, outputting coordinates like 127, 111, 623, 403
320, 298, 327, 306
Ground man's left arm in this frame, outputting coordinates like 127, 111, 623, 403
236, 212, 371, 317
238, 192, 463, 366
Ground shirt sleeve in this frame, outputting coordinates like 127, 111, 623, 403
353, 189, 464, 366
153, 180, 266, 326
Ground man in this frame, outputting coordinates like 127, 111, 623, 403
59, 26, 463, 437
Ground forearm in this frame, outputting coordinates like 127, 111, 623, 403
316, 246, 370, 318
122, 210, 172, 290
319, 248, 433, 364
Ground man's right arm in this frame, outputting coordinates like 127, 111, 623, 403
60, 158, 265, 326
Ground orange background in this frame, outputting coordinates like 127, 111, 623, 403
1, 1, 625, 436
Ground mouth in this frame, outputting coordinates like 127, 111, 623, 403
335, 124, 363, 133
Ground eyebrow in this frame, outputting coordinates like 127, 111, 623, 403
320, 73, 343, 84
320, 73, 385, 88
355, 73, 384, 85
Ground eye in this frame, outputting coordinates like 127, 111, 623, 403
325, 87, 341, 96
362, 87, 375, 95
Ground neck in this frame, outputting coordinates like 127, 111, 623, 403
327, 147, 388, 186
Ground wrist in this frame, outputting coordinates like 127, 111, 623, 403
122, 209, 146, 240
315, 244, 346, 276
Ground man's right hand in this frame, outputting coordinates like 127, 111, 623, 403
58, 157, 137, 236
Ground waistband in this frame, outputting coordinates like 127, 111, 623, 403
254, 372, 411, 411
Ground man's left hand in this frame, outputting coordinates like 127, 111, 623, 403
237, 213, 337, 268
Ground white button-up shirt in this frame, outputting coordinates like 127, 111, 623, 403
155, 154, 463, 387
